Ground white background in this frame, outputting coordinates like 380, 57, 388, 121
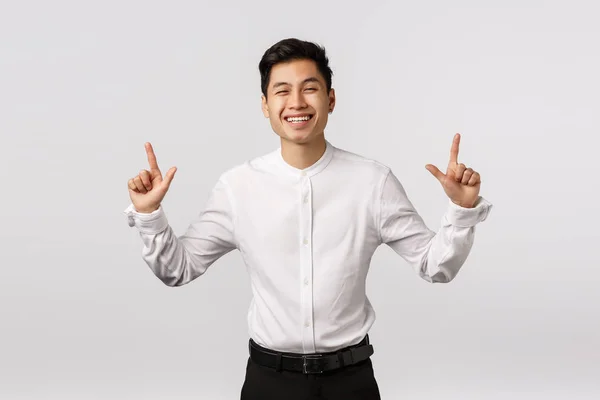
2, 0, 599, 398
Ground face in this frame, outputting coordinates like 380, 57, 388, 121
261, 59, 335, 145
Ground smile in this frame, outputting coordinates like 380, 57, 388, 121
285, 115, 313, 124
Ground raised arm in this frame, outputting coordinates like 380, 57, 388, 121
124, 143, 237, 286
380, 134, 493, 283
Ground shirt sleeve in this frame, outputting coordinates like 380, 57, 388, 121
378, 169, 493, 283
123, 177, 237, 287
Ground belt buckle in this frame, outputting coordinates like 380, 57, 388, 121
302, 354, 324, 374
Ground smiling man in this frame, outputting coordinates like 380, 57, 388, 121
124, 38, 493, 399
260, 55, 335, 171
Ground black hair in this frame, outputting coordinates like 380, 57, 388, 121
258, 38, 333, 98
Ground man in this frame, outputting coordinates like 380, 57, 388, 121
124, 38, 493, 399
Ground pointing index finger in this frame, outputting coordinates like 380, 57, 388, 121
145, 142, 161, 172
450, 133, 460, 164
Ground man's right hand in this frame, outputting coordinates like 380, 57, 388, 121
127, 142, 177, 213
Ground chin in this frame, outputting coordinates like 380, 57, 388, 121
282, 131, 319, 144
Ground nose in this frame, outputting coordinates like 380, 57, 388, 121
287, 89, 307, 110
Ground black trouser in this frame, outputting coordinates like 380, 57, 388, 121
240, 343, 382, 399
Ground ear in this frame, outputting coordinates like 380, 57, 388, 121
328, 88, 336, 113
261, 95, 269, 118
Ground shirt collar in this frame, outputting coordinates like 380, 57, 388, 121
272, 139, 335, 179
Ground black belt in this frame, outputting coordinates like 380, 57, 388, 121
248, 335, 374, 374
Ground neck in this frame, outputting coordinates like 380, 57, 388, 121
280, 135, 327, 170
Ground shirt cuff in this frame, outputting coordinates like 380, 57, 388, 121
444, 196, 493, 227
123, 204, 169, 234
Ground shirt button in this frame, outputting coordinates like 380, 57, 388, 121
303, 238, 308, 245
305, 321, 310, 327
304, 278, 309, 286
303, 196, 308, 204
300, 171, 306, 177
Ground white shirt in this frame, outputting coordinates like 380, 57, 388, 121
123, 140, 493, 354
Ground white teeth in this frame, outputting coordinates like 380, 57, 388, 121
286, 115, 311, 123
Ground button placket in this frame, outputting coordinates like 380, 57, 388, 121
299, 173, 315, 352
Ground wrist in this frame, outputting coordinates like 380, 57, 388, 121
451, 199, 475, 208
135, 205, 160, 214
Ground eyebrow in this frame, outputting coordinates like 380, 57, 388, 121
271, 77, 321, 90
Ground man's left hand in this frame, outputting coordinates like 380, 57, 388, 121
425, 133, 481, 208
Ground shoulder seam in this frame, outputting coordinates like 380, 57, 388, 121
376, 167, 392, 245
218, 175, 239, 249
